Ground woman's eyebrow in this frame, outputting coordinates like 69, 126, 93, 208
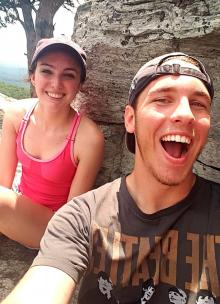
39, 63, 78, 72
63, 67, 78, 72
38, 63, 52, 67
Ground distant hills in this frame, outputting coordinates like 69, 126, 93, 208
0, 63, 28, 88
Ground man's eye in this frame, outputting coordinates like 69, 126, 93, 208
191, 100, 209, 110
191, 101, 203, 106
154, 98, 172, 104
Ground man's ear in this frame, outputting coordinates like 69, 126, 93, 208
124, 105, 135, 133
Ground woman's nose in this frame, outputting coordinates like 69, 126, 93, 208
51, 75, 63, 89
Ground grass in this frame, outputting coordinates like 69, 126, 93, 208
0, 81, 30, 99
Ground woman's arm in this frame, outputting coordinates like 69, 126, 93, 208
0, 106, 20, 188
67, 116, 104, 200
2, 266, 76, 304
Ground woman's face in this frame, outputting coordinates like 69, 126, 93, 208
30, 50, 82, 107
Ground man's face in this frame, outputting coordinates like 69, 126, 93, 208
125, 62, 211, 186
169, 290, 187, 304
196, 295, 215, 304
143, 285, 155, 300
98, 276, 113, 299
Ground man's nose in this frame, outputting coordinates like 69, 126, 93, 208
170, 98, 195, 124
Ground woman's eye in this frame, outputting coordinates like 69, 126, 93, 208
41, 69, 52, 74
63, 73, 76, 79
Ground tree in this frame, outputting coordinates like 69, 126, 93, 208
0, 0, 80, 68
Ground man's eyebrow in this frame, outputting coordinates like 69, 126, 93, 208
192, 90, 211, 99
147, 87, 176, 96
148, 87, 211, 102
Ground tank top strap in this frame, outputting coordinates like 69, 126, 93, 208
66, 112, 81, 142
18, 100, 38, 133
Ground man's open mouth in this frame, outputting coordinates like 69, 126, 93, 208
161, 134, 191, 158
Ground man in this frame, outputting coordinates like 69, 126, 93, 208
140, 278, 156, 303
2, 52, 220, 303
168, 287, 187, 304
196, 290, 216, 304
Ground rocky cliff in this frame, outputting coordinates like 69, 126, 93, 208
73, 0, 220, 184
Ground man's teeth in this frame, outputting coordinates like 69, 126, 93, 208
47, 92, 63, 98
161, 135, 191, 144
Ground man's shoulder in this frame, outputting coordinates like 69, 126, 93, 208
83, 177, 122, 203
199, 175, 220, 191
197, 175, 220, 206
86, 177, 123, 208
93, 177, 122, 195
63, 178, 123, 224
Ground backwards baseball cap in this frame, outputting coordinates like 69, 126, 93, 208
126, 52, 214, 154
30, 37, 87, 82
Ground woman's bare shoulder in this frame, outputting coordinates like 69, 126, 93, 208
74, 113, 104, 163
79, 114, 103, 140
3, 98, 37, 131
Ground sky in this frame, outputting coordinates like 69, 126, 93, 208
0, 4, 82, 68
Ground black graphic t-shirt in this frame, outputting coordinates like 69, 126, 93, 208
33, 175, 220, 303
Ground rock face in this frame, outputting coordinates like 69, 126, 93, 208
0, 236, 37, 301
73, 0, 220, 184
0, 95, 16, 130
0, 98, 30, 301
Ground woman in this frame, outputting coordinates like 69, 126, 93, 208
0, 37, 104, 248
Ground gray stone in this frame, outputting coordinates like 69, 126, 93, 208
0, 235, 37, 301
73, 0, 220, 183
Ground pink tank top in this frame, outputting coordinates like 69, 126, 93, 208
16, 102, 80, 211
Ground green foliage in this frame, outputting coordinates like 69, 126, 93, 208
0, 81, 30, 99
0, 0, 78, 28
0, 0, 79, 71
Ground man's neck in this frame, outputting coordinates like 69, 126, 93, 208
126, 171, 196, 214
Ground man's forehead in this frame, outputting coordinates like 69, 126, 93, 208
129, 53, 213, 103
140, 73, 210, 97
